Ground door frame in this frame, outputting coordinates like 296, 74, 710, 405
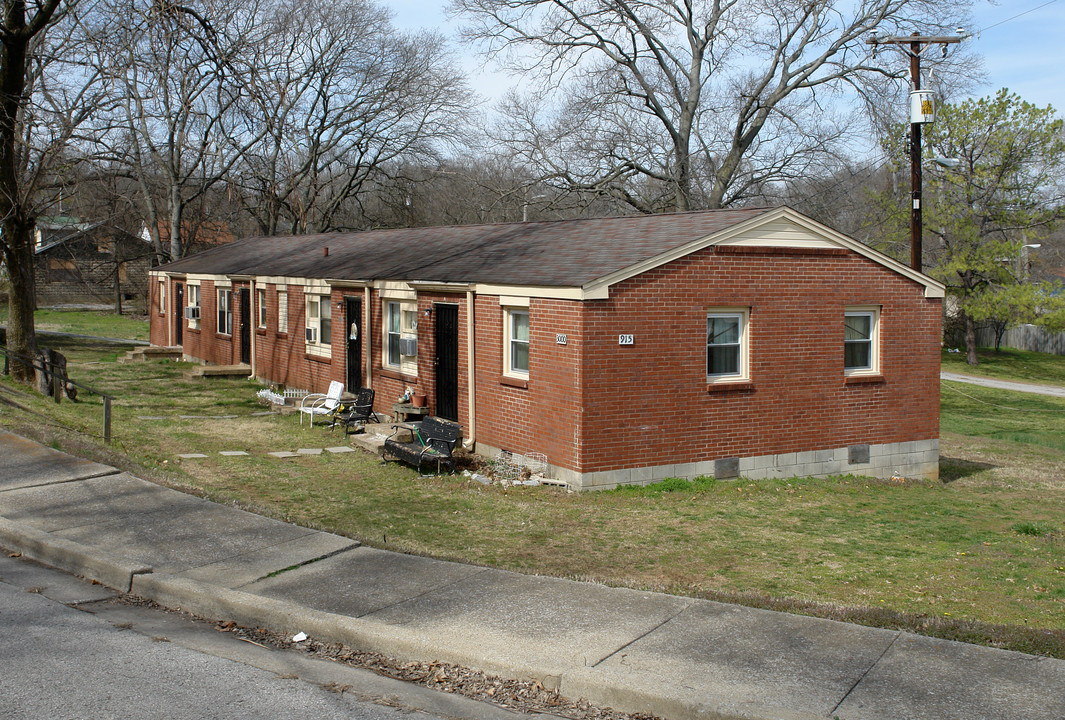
238, 288, 251, 364
433, 303, 459, 421
345, 296, 362, 392
173, 283, 184, 346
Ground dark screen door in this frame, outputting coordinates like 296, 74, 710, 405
345, 296, 362, 391
239, 288, 251, 364
434, 304, 459, 421
174, 284, 183, 346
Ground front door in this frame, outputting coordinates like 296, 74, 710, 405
239, 288, 251, 364
345, 296, 362, 392
174, 283, 183, 346
434, 303, 459, 421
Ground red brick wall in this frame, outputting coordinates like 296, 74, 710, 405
574, 246, 941, 473
473, 296, 583, 471
150, 245, 940, 478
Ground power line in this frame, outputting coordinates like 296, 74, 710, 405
978, 0, 1060, 35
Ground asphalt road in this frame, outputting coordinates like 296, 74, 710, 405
0, 552, 525, 720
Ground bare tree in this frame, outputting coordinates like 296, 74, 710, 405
453, 0, 974, 213
94, 0, 267, 262
228, 0, 471, 236
1, 0, 112, 382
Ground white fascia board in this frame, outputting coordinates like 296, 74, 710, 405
475, 284, 586, 301
585, 206, 946, 300
327, 279, 371, 289
184, 272, 223, 284
407, 281, 474, 293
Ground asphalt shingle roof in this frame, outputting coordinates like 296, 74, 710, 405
158, 208, 774, 287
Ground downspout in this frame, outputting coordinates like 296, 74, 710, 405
165, 274, 172, 347
364, 286, 372, 389
465, 288, 476, 450
249, 278, 256, 379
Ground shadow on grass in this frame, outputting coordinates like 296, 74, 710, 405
939, 455, 997, 483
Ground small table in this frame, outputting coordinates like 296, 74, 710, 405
392, 403, 430, 423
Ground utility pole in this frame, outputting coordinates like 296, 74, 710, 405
868, 31, 966, 272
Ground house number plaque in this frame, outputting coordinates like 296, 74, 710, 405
619, 334, 634, 345
556, 334, 568, 345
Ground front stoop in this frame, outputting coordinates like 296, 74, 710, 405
183, 363, 252, 380
120, 346, 183, 363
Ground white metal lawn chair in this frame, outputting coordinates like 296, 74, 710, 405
299, 380, 344, 425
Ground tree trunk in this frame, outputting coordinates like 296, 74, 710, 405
0, 2, 35, 383
964, 311, 979, 366
2, 218, 38, 381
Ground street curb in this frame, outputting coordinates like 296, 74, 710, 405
129, 573, 784, 720
561, 667, 823, 720
0, 516, 153, 592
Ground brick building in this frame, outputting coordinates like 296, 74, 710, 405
148, 207, 944, 489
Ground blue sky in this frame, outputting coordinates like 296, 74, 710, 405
384, 0, 1064, 113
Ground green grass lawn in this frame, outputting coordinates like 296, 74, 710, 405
942, 346, 1065, 386
0, 304, 149, 342
2, 337, 1065, 658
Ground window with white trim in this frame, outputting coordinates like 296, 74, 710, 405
305, 295, 332, 351
187, 283, 201, 329
383, 299, 417, 375
217, 289, 232, 335
257, 289, 266, 328
707, 309, 749, 381
504, 308, 529, 376
277, 290, 288, 333
158, 280, 166, 315
844, 307, 880, 375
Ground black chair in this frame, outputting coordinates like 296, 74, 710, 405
330, 387, 379, 434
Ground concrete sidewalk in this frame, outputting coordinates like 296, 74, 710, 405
0, 429, 1061, 720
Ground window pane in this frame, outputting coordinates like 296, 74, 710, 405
708, 316, 739, 345
708, 346, 739, 375
845, 314, 871, 341
512, 311, 529, 342
320, 297, 331, 344
388, 335, 400, 365
388, 303, 400, 332
511, 340, 529, 372
845, 342, 870, 369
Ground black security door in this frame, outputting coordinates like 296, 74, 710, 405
174, 284, 183, 345
434, 303, 459, 421
345, 296, 362, 392
239, 288, 251, 364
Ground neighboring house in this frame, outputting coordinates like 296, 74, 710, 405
148, 207, 944, 489
140, 219, 235, 257
34, 218, 154, 311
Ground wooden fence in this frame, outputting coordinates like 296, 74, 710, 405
975, 324, 1065, 356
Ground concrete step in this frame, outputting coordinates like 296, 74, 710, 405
120, 346, 183, 363
183, 363, 251, 380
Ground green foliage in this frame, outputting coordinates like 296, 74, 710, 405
879, 90, 1065, 360
923, 90, 1065, 299
1012, 521, 1056, 537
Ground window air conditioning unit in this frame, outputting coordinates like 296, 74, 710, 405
183, 306, 200, 320
399, 336, 417, 356
305, 327, 318, 343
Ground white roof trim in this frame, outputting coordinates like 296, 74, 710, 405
584, 207, 945, 299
